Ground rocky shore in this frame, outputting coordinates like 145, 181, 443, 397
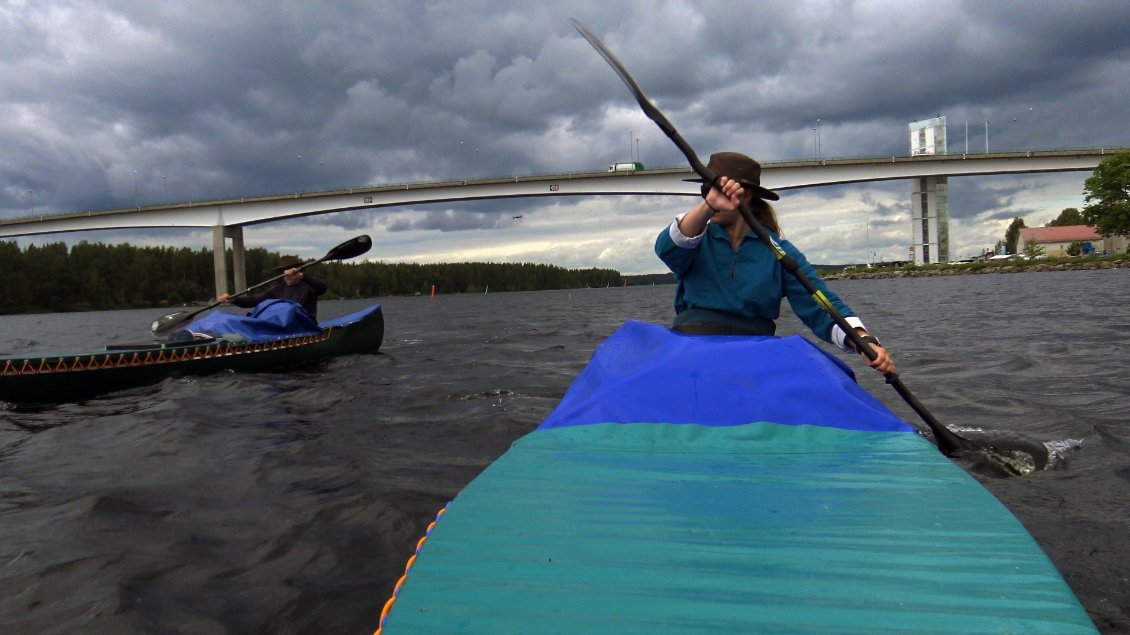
825, 258, 1130, 280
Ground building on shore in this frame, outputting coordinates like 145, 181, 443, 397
1019, 225, 1128, 256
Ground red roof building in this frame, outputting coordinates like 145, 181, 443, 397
1017, 225, 1127, 256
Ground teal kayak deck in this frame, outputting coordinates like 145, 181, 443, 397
378, 321, 1094, 633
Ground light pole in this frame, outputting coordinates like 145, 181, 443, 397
459, 140, 464, 179
812, 119, 823, 159
28, 190, 34, 214
816, 118, 822, 159
133, 170, 139, 207
864, 210, 870, 267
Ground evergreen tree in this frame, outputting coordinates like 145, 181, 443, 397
1004, 218, 1026, 254
0, 240, 624, 315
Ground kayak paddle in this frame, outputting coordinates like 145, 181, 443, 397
150, 234, 372, 337
570, 19, 1050, 475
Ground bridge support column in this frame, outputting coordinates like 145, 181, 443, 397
910, 176, 950, 265
212, 225, 228, 299
228, 226, 247, 292
211, 225, 247, 298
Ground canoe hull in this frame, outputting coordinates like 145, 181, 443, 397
376, 320, 1095, 634
0, 304, 383, 404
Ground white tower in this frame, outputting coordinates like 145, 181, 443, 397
909, 117, 950, 264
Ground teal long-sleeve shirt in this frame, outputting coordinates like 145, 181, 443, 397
655, 215, 859, 346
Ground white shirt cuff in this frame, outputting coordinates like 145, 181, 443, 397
669, 212, 704, 248
832, 316, 866, 350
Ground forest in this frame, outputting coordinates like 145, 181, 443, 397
0, 240, 624, 315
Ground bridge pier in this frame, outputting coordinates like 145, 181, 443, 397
211, 225, 247, 298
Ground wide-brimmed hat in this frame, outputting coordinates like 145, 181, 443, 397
275, 255, 305, 271
685, 152, 779, 201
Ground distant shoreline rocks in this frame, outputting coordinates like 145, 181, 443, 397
825, 258, 1130, 280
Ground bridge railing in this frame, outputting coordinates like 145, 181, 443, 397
2, 146, 1125, 226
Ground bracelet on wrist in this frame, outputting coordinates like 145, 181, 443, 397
848, 334, 881, 353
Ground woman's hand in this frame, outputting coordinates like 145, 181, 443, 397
847, 330, 895, 374
863, 343, 896, 374
704, 176, 745, 213
678, 176, 750, 237
283, 269, 304, 286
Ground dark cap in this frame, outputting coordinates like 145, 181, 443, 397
684, 152, 779, 201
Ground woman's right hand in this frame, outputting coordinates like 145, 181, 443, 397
704, 176, 745, 213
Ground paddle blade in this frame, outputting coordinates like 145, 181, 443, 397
570, 19, 712, 180
571, 20, 649, 108
151, 310, 196, 336
324, 234, 372, 262
952, 430, 1053, 477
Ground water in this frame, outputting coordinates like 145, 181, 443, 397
1, 269, 1127, 634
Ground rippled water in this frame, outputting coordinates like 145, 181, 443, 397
1, 269, 1127, 633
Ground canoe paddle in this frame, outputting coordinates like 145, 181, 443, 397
150, 234, 372, 337
570, 19, 1050, 475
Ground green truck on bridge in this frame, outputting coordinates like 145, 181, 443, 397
608, 161, 644, 172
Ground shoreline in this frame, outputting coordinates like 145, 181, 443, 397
824, 259, 1130, 280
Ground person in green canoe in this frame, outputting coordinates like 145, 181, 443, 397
655, 151, 895, 375
218, 255, 328, 321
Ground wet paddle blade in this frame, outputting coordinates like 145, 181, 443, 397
151, 309, 204, 336
324, 234, 372, 262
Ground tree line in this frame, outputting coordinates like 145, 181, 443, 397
0, 240, 623, 315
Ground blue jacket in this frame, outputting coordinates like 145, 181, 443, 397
655, 217, 855, 345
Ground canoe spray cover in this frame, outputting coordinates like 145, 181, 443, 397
188, 299, 321, 342
538, 320, 914, 433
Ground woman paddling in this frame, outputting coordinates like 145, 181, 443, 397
655, 151, 895, 375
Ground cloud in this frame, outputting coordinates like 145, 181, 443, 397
2, 0, 1129, 271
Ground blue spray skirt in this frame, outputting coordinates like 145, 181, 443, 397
379, 320, 1095, 634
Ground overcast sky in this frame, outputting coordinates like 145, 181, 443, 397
3, 0, 1129, 273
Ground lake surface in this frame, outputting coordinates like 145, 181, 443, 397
1, 269, 1127, 633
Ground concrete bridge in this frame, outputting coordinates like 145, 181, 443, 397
1, 148, 1122, 295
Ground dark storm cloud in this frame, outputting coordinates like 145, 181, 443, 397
946, 176, 1053, 221
2, 0, 1129, 266
376, 198, 536, 233
405, 210, 503, 233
